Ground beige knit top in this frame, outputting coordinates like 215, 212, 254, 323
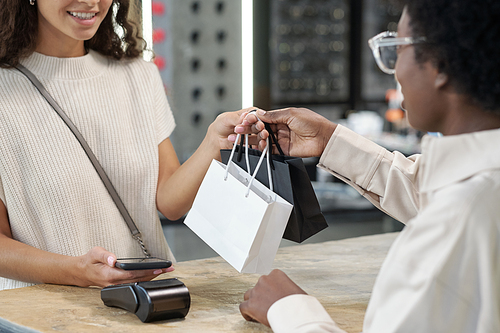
0, 51, 176, 290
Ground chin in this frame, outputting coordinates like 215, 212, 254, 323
77, 33, 98, 41
74, 28, 101, 41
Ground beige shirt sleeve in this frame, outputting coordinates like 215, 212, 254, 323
317, 125, 421, 223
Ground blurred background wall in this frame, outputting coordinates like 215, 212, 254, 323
141, 0, 411, 260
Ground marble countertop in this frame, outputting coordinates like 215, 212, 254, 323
0, 232, 398, 333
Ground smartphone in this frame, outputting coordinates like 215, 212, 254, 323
115, 257, 172, 270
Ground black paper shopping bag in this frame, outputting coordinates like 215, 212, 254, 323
220, 128, 328, 243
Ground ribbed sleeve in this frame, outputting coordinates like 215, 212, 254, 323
150, 63, 176, 144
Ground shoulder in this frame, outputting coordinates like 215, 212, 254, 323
93, 53, 162, 94
414, 170, 500, 248
436, 170, 500, 224
105, 54, 159, 78
461, 171, 500, 241
394, 169, 500, 265
0, 66, 26, 82
105, 55, 162, 90
0, 67, 37, 109
405, 169, 500, 270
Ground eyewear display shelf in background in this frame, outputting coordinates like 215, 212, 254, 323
268, 0, 351, 107
151, 0, 403, 163
152, 0, 243, 163
262, 0, 402, 116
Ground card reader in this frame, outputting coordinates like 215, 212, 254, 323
101, 278, 190, 322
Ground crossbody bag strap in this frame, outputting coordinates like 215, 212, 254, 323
15, 64, 151, 258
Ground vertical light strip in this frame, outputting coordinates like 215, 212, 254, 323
142, 0, 153, 61
241, 0, 254, 108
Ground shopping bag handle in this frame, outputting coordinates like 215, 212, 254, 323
264, 123, 285, 157
227, 109, 261, 179
233, 132, 250, 174
244, 138, 271, 197
245, 110, 282, 170
225, 133, 272, 195
237, 110, 261, 172
237, 111, 283, 171
234, 130, 254, 173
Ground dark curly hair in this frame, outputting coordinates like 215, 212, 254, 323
0, 0, 146, 68
399, 0, 500, 114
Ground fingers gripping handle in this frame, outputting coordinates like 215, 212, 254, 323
243, 112, 273, 194
224, 112, 273, 197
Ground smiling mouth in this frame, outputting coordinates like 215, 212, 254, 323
68, 11, 97, 20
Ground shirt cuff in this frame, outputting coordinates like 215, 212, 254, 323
318, 124, 388, 191
267, 294, 345, 333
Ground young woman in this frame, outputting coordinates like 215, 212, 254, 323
238, 0, 500, 332
0, 0, 248, 290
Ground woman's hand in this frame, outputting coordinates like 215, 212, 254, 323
1, 200, 174, 288
156, 107, 266, 220
233, 108, 338, 158
207, 107, 265, 150
74, 247, 174, 288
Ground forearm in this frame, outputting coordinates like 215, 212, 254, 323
0, 234, 168, 288
156, 124, 222, 220
318, 125, 420, 222
0, 234, 81, 286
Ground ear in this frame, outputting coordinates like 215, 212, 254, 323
434, 72, 449, 89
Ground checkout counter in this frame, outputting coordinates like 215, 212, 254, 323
0, 232, 398, 333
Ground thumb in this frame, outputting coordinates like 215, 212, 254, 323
255, 108, 292, 125
239, 301, 254, 322
106, 254, 117, 268
90, 246, 117, 267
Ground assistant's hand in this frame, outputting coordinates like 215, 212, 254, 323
74, 247, 174, 288
239, 269, 307, 327
233, 108, 337, 157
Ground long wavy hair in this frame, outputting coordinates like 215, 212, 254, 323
0, 0, 146, 68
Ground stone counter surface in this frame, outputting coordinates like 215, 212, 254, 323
0, 232, 398, 333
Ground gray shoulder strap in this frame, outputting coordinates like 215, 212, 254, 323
15, 64, 150, 257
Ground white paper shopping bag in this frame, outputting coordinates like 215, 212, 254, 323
184, 135, 293, 274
